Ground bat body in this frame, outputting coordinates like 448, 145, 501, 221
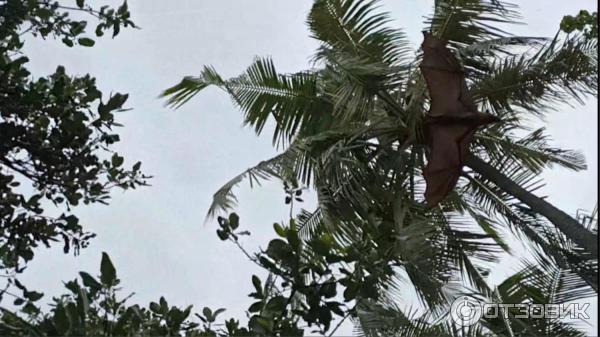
419, 32, 499, 206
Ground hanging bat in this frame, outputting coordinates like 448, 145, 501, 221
419, 32, 499, 206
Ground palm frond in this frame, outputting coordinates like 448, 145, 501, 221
296, 207, 324, 241
308, 0, 411, 67
480, 256, 593, 337
162, 3, 598, 336
319, 54, 404, 120
471, 33, 598, 116
162, 58, 331, 147
506, 207, 598, 292
460, 36, 547, 56
354, 300, 455, 337
476, 127, 587, 173
205, 142, 310, 219
502, 255, 594, 305
161, 65, 225, 109
308, 0, 413, 122
426, 0, 521, 44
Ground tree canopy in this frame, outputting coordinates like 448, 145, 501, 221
0, 0, 597, 336
162, 0, 598, 335
0, 0, 147, 279
561, 10, 598, 39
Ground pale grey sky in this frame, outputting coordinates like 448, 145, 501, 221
19, 0, 597, 335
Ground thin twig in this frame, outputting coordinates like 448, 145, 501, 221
327, 309, 353, 337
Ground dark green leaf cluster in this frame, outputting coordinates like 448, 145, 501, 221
561, 10, 598, 39
2, 209, 592, 337
0, 253, 220, 336
0, 1, 147, 283
0, 250, 294, 336
0, 0, 135, 51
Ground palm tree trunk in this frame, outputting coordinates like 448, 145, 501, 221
465, 155, 598, 257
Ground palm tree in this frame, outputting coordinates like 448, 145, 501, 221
163, 0, 597, 255
162, 0, 598, 333
354, 252, 594, 337
466, 155, 598, 257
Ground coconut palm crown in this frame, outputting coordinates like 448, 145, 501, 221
163, 0, 597, 335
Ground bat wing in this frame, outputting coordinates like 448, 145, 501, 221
423, 124, 466, 206
419, 33, 473, 120
419, 32, 499, 206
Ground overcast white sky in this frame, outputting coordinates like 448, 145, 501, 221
18, 0, 598, 335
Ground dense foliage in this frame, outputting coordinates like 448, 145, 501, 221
163, 0, 598, 335
0, 0, 596, 336
561, 10, 598, 39
2, 213, 593, 336
0, 0, 146, 282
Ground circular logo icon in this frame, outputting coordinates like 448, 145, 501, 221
450, 296, 483, 327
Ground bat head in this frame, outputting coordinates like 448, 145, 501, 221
421, 31, 447, 49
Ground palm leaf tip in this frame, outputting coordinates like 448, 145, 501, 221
308, 0, 411, 67
161, 66, 224, 109
204, 143, 308, 221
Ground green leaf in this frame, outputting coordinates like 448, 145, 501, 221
202, 307, 213, 322
248, 301, 263, 313
149, 302, 161, 314
265, 296, 287, 313
343, 283, 358, 302
318, 306, 332, 331
266, 239, 293, 262
273, 223, 286, 237
65, 303, 79, 331
77, 288, 90, 319
107, 93, 128, 110
100, 252, 117, 285
182, 305, 193, 321
99, 93, 129, 115
111, 153, 124, 167
228, 213, 239, 230
320, 282, 336, 298
78, 38, 95, 47
325, 301, 344, 316
53, 304, 71, 335
252, 275, 263, 297
159, 296, 168, 314
310, 234, 332, 255
249, 315, 272, 334
286, 227, 300, 250
79, 272, 102, 291
24, 291, 44, 302
37, 8, 52, 20
216, 229, 229, 241
360, 279, 378, 299
22, 302, 40, 316
14, 279, 25, 290
70, 21, 87, 36
64, 280, 80, 295
213, 308, 226, 319
112, 21, 121, 37
96, 24, 105, 37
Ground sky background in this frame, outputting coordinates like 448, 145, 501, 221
17, 0, 598, 335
